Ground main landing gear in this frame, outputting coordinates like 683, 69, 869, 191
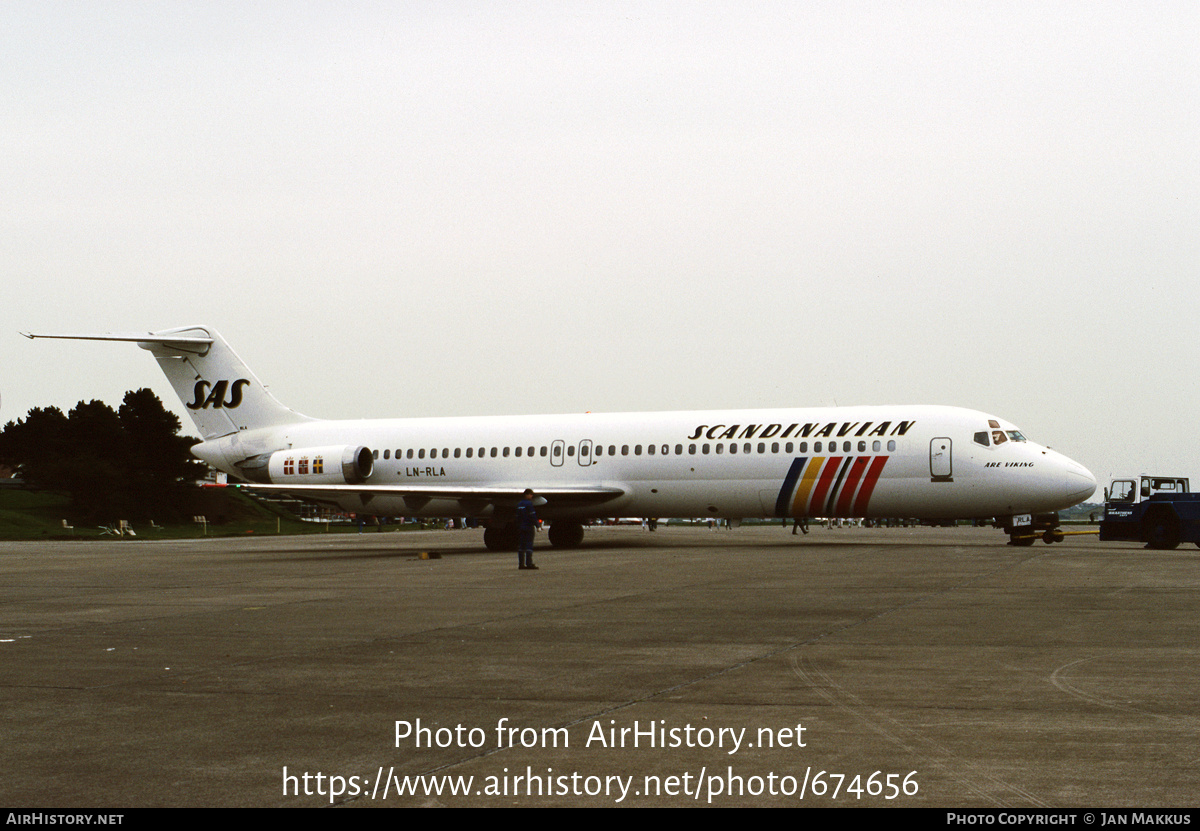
482, 521, 586, 551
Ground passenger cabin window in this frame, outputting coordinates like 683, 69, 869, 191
887, 440, 896, 451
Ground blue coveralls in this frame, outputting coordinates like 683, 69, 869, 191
516, 498, 537, 568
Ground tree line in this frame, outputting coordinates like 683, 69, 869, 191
0, 389, 203, 521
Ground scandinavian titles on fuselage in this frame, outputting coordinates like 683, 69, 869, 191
685, 420, 915, 441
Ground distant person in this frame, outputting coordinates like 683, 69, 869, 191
516, 489, 538, 570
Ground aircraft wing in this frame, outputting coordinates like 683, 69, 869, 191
233, 482, 627, 515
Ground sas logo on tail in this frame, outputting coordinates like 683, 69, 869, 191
187, 379, 251, 410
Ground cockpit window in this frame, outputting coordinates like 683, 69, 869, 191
974, 431, 990, 447
992, 430, 1007, 445
1006, 431, 1026, 442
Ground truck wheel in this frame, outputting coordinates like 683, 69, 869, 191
1144, 513, 1181, 550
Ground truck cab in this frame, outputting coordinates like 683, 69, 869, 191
1101, 475, 1197, 549
1107, 476, 1190, 504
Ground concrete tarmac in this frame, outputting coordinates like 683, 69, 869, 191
1, 524, 1197, 808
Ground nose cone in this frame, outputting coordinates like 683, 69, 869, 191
1053, 453, 1097, 506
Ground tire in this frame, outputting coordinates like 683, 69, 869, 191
483, 525, 518, 552
548, 522, 585, 549
1143, 511, 1181, 550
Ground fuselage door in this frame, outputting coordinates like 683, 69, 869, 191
930, 437, 953, 482
578, 439, 592, 466
551, 440, 564, 467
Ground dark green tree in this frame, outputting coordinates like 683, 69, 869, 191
0, 389, 202, 521
0, 406, 71, 490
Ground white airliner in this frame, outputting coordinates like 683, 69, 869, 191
23, 325, 1096, 548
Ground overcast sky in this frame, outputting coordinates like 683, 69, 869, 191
3, 2, 1198, 495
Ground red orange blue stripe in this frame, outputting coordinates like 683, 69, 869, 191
774, 455, 890, 518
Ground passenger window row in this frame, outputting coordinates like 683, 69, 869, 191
375, 439, 897, 461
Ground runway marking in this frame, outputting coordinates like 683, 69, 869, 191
1048, 655, 1200, 730
791, 655, 1048, 809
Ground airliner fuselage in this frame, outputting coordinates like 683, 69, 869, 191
23, 326, 1097, 548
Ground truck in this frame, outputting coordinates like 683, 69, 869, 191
1099, 475, 1200, 549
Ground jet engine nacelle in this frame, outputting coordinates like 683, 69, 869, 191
239, 445, 373, 485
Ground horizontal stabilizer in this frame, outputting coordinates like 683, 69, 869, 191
22, 331, 214, 354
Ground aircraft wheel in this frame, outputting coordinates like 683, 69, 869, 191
1042, 529, 1064, 544
1008, 534, 1035, 547
483, 526, 518, 552
548, 522, 585, 549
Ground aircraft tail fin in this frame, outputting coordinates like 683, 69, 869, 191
22, 325, 313, 440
